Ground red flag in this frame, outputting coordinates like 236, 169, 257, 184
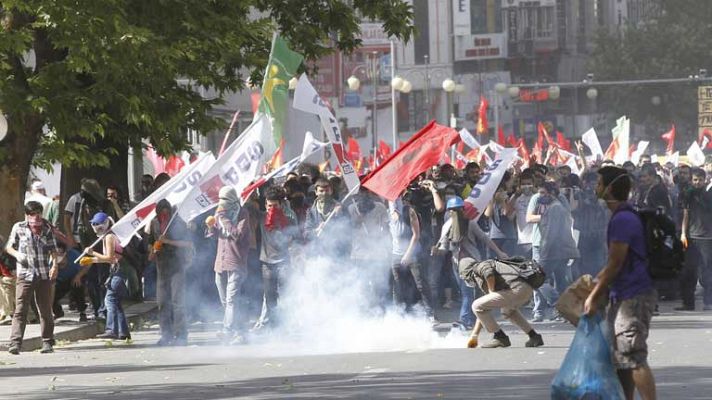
377, 140, 392, 164
506, 133, 518, 148
465, 148, 480, 161
537, 122, 555, 148
164, 156, 185, 177
455, 141, 466, 169
604, 138, 619, 161
346, 136, 362, 162
497, 125, 506, 146
476, 97, 489, 135
556, 131, 571, 152
362, 121, 459, 201
516, 139, 531, 167
267, 138, 285, 171
700, 128, 712, 149
661, 124, 676, 155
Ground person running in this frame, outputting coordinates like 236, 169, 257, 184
584, 166, 657, 400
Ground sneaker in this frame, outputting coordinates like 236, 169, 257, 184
525, 333, 544, 348
173, 337, 188, 346
79, 313, 88, 322
229, 334, 247, 345
118, 334, 132, 340
531, 315, 544, 323
8, 344, 20, 355
96, 332, 118, 339
40, 342, 54, 354
156, 337, 173, 346
480, 335, 511, 348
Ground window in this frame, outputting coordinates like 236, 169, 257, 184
413, 0, 430, 65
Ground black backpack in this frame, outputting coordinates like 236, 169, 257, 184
634, 208, 684, 280
497, 257, 547, 289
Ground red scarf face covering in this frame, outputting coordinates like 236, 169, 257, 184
265, 207, 289, 232
157, 212, 170, 234
27, 215, 43, 235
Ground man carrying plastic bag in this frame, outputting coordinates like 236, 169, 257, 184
551, 314, 625, 399
553, 166, 657, 400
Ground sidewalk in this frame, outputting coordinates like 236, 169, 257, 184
0, 300, 157, 352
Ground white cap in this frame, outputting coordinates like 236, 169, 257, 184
31, 181, 45, 191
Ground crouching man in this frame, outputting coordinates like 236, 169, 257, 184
462, 259, 544, 348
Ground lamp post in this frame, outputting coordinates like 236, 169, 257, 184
346, 51, 381, 159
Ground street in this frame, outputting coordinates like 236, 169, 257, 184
1, 301, 711, 399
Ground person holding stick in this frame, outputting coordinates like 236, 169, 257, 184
78, 212, 131, 340
149, 199, 192, 346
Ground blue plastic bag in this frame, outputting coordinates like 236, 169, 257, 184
551, 314, 625, 400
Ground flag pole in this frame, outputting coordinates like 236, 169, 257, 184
219, 109, 241, 156
315, 184, 360, 237
73, 233, 108, 264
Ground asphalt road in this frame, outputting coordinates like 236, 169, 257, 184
1, 301, 711, 400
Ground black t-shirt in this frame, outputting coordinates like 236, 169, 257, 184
680, 187, 712, 239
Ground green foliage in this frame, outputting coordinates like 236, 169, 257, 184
0, 0, 415, 168
588, 0, 712, 128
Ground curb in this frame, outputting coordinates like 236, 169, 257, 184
0, 301, 158, 352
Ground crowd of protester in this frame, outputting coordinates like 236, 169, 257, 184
2, 147, 711, 357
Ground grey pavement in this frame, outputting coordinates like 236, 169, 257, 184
0, 301, 157, 352
0, 300, 711, 399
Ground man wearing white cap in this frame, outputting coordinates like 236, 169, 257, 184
25, 180, 58, 225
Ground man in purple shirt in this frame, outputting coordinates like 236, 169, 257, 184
584, 166, 657, 400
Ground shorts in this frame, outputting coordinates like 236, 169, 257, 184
607, 289, 657, 370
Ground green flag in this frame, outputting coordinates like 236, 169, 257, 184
257, 35, 304, 147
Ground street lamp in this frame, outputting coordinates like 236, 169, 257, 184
443, 79, 456, 129
548, 86, 561, 100
586, 88, 598, 100
346, 52, 381, 159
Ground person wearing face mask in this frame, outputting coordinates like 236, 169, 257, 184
584, 166, 657, 400
526, 181, 578, 322
304, 178, 349, 255
434, 196, 508, 331
206, 187, 252, 345
149, 199, 193, 346
252, 186, 298, 331
678, 168, 712, 311
572, 172, 610, 277
77, 212, 132, 341
514, 169, 536, 258
5, 201, 64, 354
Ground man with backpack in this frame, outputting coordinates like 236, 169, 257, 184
461, 257, 544, 349
584, 166, 657, 400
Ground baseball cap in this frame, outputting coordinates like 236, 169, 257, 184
89, 212, 109, 225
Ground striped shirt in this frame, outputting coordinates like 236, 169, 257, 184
7, 221, 60, 281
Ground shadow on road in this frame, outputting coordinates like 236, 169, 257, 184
13, 366, 712, 400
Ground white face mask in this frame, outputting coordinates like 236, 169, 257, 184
92, 221, 110, 235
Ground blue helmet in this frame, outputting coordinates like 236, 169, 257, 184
446, 196, 465, 210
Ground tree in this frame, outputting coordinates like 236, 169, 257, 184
0, 0, 415, 236
588, 0, 712, 141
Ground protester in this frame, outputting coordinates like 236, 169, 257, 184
5, 201, 64, 354
463, 258, 543, 348
79, 212, 132, 340
679, 167, 712, 310
253, 186, 298, 331
150, 200, 192, 346
25, 180, 58, 225
584, 166, 657, 400
0, 234, 16, 323
304, 178, 350, 254
207, 187, 252, 344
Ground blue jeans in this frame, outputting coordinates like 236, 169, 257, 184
532, 246, 570, 319
453, 261, 475, 327
143, 261, 157, 300
215, 269, 246, 334
105, 274, 129, 338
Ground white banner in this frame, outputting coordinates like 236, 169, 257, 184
176, 114, 275, 221
581, 128, 603, 158
687, 140, 706, 167
631, 141, 649, 165
464, 148, 517, 222
293, 74, 360, 193
300, 131, 329, 161
612, 116, 630, 165
668, 151, 680, 167
112, 152, 216, 245
459, 128, 481, 150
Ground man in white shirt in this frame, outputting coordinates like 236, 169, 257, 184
24, 180, 54, 222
